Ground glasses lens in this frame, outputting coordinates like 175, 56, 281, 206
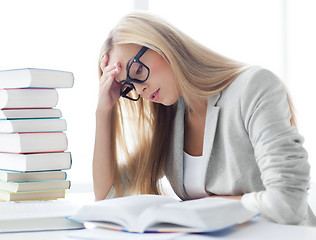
128, 62, 148, 81
120, 82, 139, 101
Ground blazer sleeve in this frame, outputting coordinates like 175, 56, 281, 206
239, 68, 311, 225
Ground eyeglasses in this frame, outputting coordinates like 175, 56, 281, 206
120, 46, 150, 101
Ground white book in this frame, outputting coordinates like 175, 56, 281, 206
0, 68, 74, 88
1, 217, 83, 233
0, 200, 83, 232
0, 132, 68, 153
0, 152, 71, 171
0, 170, 67, 181
0, 88, 58, 109
0, 189, 66, 201
0, 118, 67, 133
0, 108, 62, 119
69, 195, 259, 233
0, 180, 71, 192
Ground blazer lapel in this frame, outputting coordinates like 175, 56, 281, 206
169, 94, 221, 200
203, 93, 221, 160
171, 97, 188, 200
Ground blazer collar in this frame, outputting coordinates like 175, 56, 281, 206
171, 93, 221, 200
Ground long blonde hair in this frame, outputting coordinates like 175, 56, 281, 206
98, 12, 296, 196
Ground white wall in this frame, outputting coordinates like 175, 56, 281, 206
0, 0, 133, 191
286, 0, 316, 180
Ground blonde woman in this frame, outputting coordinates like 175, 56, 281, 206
93, 12, 316, 226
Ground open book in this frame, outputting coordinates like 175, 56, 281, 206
69, 194, 259, 233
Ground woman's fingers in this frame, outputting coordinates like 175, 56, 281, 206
99, 54, 109, 71
97, 57, 122, 110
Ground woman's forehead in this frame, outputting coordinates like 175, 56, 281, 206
109, 44, 141, 80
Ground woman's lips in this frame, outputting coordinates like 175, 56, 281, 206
150, 88, 160, 101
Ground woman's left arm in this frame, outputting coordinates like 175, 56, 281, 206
239, 69, 310, 225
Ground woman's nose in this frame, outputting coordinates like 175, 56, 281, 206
133, 82, 147, 95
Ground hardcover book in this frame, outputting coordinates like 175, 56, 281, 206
0, 180, 70, 192
0, 200, 83, 232
0, 88, 58, 109
0, 68, 74, 88
0, 152, 71, 171
0, 170, 67, 181
0, 132, 68, 153
0, 118, 67, 133
0, 189, 66, 201
0, 108, 62, 119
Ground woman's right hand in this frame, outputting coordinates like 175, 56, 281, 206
97, 54, 122, 112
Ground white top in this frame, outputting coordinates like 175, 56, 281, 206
183, 151, 208, 199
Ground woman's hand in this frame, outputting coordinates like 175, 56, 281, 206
97, 54, 122, 112
208, 195, 242, 200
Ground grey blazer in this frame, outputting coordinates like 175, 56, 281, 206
107, 67, 316, 226
164, 67, 316, 226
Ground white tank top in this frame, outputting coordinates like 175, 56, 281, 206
183, 151, 208, 199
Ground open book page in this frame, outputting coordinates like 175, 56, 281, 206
71, 195, 179, 231
138, 197, 259, 233
70, 195, 258, 233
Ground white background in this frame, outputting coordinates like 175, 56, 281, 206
0, 0, 315, 192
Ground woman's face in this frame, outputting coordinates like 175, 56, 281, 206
108, 44, 180, 106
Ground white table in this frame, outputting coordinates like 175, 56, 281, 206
1, 219, 316, 240
1, 191, 316, 240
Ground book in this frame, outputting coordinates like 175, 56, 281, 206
0, 179, 70, 192
1, 217, 83, 233
0, 132, 68, 153
0, 170, 67, 181
0, 68, 74, 88
0, 189, 66, 201
0, 200, 83, 232
69, 194, 259, 233
0, 88, 58, 109
0, 118, 67, 133
64, 220, 316, 240
65, 228, 184, 240
0, 152, 71, 171
0, 108, 62, 119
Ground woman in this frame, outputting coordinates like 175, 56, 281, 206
93, 12, 316, 226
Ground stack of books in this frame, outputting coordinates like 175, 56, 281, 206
0, 68, 74, 201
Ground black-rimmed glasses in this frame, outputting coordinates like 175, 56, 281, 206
120, 46, 150, 101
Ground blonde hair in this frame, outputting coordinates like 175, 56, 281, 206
98, 12, 296, 196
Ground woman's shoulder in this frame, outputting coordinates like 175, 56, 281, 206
236, 66, 284, 90
223, 66, 285, 99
